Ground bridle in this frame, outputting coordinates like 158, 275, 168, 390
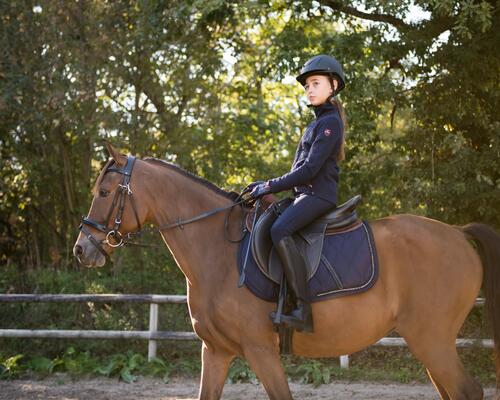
79, 156, 142, 260
78, 156, 250, 262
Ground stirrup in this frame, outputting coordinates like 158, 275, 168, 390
270, 308, 313, 333
279, 311, 313, 333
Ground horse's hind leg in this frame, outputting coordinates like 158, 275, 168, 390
405, 336, 483, 400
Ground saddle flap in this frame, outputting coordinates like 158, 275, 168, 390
251, 206, 277, 275
298, 222, 327, 245
250, 196, 362, 285
267, 233, 324, 283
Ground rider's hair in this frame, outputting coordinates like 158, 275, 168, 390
329, 77, 347, 162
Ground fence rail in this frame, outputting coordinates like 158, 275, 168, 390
0, 294, 492, 366
0, 294, 187, 303
0, 294, 190, 361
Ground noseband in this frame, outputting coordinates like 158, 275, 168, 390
79, 156, 142, 260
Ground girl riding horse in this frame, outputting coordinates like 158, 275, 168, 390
250, 55, 347, 332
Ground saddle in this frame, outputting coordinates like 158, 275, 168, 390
250, 195, 363, 284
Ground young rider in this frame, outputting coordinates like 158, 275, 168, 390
250, 54, 346, 332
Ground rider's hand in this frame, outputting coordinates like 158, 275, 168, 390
247, 181, 264, 191
250, 182, 271, 199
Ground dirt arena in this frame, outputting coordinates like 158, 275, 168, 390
0, 376, 496, 400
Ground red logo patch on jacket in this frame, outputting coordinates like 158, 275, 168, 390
324, 128, 332, 136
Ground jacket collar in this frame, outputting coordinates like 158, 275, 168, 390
312, 101, 336, 118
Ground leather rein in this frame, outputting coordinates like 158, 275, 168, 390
79, 156, 249, 261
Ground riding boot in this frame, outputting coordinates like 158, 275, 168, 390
273, 236, 313, 332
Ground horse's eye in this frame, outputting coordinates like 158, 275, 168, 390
99, 189, 109, 197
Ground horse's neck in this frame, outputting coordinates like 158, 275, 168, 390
144, 163, 239, 290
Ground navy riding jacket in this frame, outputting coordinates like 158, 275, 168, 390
268, 102, 343, 204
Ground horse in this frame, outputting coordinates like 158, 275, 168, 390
74, 143, 500, 400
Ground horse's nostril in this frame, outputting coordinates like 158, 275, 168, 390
74, 244, 83, 256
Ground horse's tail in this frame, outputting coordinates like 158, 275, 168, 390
461, 222, 500, 390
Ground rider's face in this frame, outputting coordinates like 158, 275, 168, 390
304, 75, 338, 106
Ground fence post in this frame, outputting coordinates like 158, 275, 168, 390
340, 355, 349, 369
148, 303, 158, 361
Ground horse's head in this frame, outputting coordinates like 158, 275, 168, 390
73, 143, 149, 267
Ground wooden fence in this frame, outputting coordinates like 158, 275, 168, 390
0, 294, 492, 367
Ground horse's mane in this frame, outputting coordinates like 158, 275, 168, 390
144, 158, 240, 202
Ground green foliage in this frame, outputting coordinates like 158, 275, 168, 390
26, 355, 63, 376
146, 357, 173, 380
227, 358, 257, 384
57, 347, 99, 377
291, 359, 335, 386
95, 351, 145, 382
0, 355, 24, 379
0, 348, 182, 382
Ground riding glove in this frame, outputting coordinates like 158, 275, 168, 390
250, 182, 271, 199
247, 180, 264, 191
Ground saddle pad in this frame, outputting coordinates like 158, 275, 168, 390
237, 221, 379, 303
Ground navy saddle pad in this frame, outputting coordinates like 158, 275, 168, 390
237, 221, 379, 303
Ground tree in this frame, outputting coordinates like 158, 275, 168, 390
1, 0, 498, 271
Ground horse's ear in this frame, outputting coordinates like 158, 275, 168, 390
106, 142, 127, 167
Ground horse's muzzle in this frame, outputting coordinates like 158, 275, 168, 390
73, 236, 107, 267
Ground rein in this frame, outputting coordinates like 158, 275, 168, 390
79, 156, 250, 259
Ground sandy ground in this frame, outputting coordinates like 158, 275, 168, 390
0, 376, 496, 400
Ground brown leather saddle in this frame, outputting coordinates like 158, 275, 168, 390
249, 195, 362, 284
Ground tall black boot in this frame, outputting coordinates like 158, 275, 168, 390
274, 236, 313, 332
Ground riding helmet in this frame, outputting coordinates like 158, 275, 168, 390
296, 55, 345, 92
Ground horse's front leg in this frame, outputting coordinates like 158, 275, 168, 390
243, 342, 293, 400
198, 341, 234, 400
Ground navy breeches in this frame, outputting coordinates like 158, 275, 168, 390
270, 194, 335, 246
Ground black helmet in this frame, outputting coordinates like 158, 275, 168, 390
296, 55, 345, 92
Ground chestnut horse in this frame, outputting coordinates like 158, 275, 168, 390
74, 144, 500, 400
